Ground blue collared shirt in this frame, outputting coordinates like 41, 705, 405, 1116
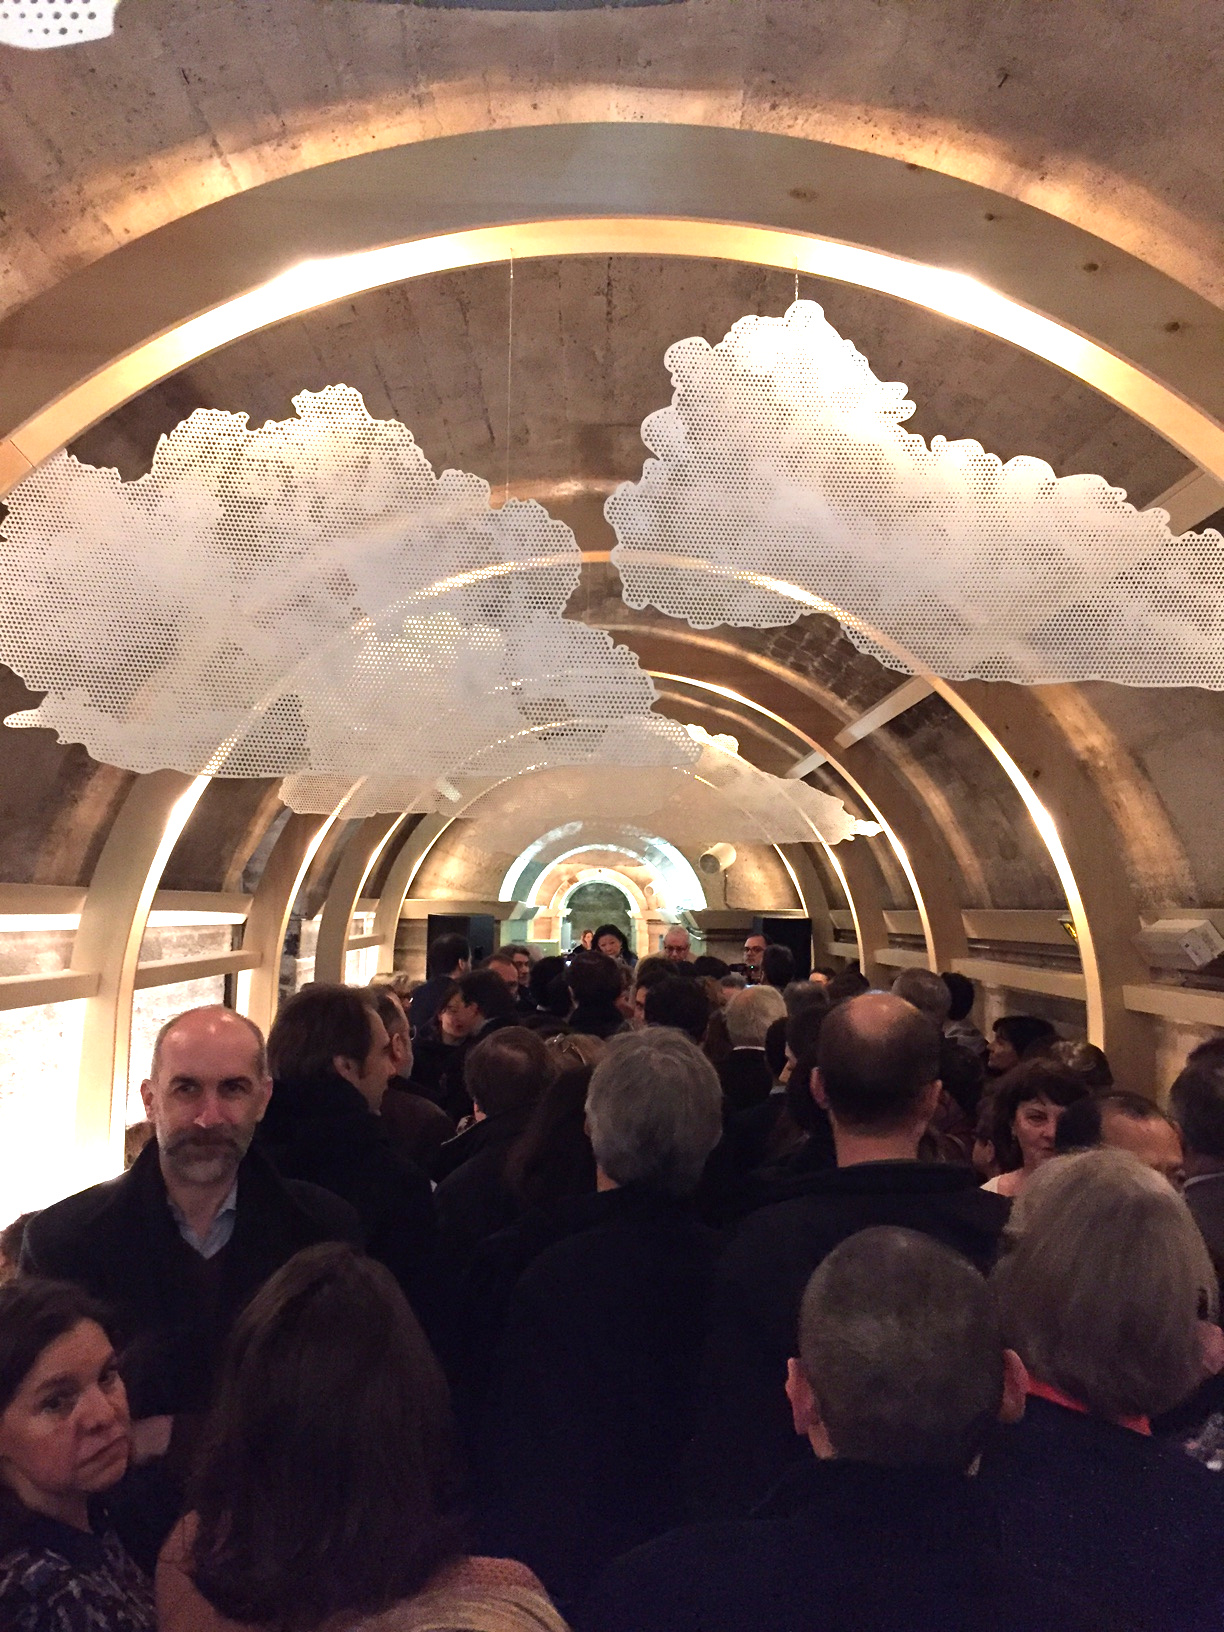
168, 1182, 238, 1259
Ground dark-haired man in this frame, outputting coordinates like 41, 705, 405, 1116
567, 951, 631, 1040
259, 984, 437, 1303
434, 1027, 551, 1265
689, 992, 1010, 1516
409, 931, 471, 1031
644, 974, 711, 1046
1171, 1039, 1224, 1261
1055, 1089, 1184, 1185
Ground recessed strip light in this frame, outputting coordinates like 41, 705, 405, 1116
5, 218, 1223, 488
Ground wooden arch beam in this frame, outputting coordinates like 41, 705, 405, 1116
2, 125, 1223, 483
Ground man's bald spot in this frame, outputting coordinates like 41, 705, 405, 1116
150, 1005, 268, 1081
817, 992, 942, 1130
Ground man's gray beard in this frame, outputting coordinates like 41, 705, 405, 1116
160, 1133, 247, 1187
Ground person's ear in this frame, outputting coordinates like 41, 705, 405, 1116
999, 1348, 1028, 1423
786, 1358, 835, 1457
139, 1078, 156, 1119
811, 1069, 830, 1110
785, 1357, 816, 1436
1198, 1320, 1224, 1380
920, 1078, 943, 1122
333, 1053, 361, 1089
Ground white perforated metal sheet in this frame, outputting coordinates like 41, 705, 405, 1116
453, 727, 875, 851
0, 0, 117, 48
608, 300, 1224, 688
0, 387, 697, 791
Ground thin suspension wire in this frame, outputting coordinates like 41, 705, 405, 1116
794, 261, 799, 305
504, 251, 515, 506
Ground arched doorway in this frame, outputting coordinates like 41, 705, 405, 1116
563, 879, 636, 954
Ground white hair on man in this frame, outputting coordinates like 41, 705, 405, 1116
724, 983, 787, 1049
585, 1028, 723, 1197
993, 1146, 1217, 1421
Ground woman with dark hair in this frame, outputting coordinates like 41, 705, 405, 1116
988, 1014, 1057, 1076
591, 924, 635, 970
157, 1243, 566, 1632
0, 1278, 154, 1631
982, 1059, 1089, 1197
504, 1055, 600, 1216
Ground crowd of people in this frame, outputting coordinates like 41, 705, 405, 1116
4, 925, 1224, 1630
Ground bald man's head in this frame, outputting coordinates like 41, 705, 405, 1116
141, 1007, 272, 1191
816, 992, 941, 1134
151, 1005, 266, 1079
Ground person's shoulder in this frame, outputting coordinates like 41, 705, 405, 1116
23, 1168, 135, 1265
279, 1177, 364, 1243
444, 1556, 547, 1595
585, 1520, 764, 1630
0, 1542, 58, 1628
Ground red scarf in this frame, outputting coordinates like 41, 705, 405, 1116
1026, 1375, 1150, 1436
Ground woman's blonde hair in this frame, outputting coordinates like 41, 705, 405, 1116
992, 1147, 1216, 1420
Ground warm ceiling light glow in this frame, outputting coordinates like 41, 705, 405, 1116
6, 218, 1223, 485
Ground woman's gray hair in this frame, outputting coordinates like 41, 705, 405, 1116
992, 1147, 1216, 1420
585, 1028, 723, 1197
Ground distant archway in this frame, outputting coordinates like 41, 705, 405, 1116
563, 878, 637, 954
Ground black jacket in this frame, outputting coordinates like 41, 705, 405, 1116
479, 1188, 721, 1606
21, 1141, 361, 1419
689, 1160, 1010, 1516
409, 1024, 471, 1122
583, 1456, 1113, 1632
567, 1002, 630, 1041
257, 1068, 437, 1311
978, 1396, 1224, 1631
409, 972, 457, 1033
717, 1049, 773, 1115
433, 1107, 534, 1268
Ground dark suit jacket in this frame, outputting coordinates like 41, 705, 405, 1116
689, 1160, 1010, 1516
479, 1188, 721, 1606
433, 1107, 534, 1268
717, 1049, 773, 1115
978, 1396, 1224, 1632
258, 1068, 437, 1312
21, 1142, 361, 1419
1184, 1170, 1224, 1271
567, 1002, 631, 1040
409, 972, 457, 1033
584, 1456, 1113, 1632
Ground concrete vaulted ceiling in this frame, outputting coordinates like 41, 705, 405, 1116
2, 0, 1224, 1146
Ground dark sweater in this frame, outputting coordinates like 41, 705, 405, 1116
583, 1456, 1113, 1632
258, 1068, 438, 1312
978, 1396, 1224, 1631
479, 1187, 721, 1605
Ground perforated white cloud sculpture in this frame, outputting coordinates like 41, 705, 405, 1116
452, 726, 879, 852
0, 387, 698, 797
608, 300, 1224, 687
0, 0, 119, 49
